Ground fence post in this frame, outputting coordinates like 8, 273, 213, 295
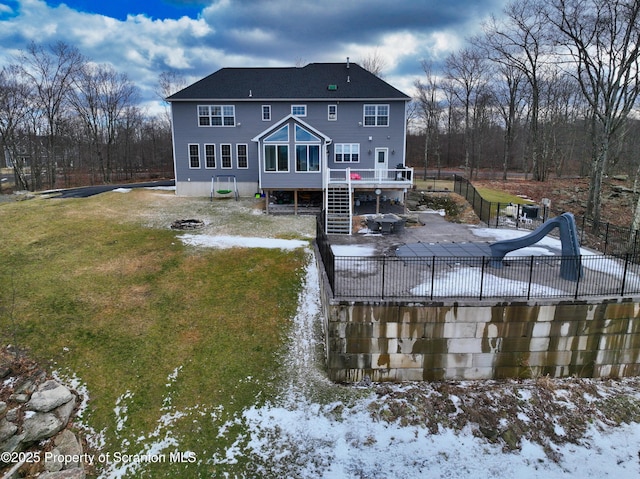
621, 253, 629, 297
574, 256, 582, 300
604, 223, 610, 255
381, 255, 386, 300
430, 256, 435, 301
479, 258, 485, 300
496, 203, 500, 228
527, 256, 534, 300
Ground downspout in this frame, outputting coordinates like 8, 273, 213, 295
168, 101, 179, 195
253, 138, 265, 212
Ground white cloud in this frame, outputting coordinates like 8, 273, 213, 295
0, 0, 511, 115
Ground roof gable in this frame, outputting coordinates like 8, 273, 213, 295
251, 114, 332, 143
167, 63, 410, 101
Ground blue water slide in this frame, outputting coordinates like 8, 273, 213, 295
489, 212, 583, 281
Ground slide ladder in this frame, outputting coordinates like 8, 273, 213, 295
489, 212, 583, 281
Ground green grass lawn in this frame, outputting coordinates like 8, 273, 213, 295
475, 187, 534, 204
0, 190, 310, 477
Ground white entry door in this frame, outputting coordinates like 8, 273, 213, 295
375, 148, 388, 180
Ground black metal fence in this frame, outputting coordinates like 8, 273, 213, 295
316, 217, 640, 301
453, 174, 640, 256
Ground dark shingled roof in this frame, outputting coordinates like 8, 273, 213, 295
167, 62, 410, 101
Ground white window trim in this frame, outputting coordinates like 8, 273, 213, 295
188, 143, 200, 169
221, 143, 233, 169
291, 104, 307, 117
363, 104, 389, 127
262, 105, 271, 121
204, 143, 216, 169
263, 144, 289, 173
295, 144, 321, 173
236, 144, 249, 169
334, 143, 360, 163
328, 104, 337, 121
198, 104, 236, 127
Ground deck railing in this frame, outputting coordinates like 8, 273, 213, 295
326, 167, 414, 186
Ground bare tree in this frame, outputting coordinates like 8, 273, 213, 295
359, 49, 387, 77
0, 65, 32, 190
69, 63, 138, 182
444, 46, 490, 178
414, 61, 442, 179
537, 67, 584, 178
482, 0, 552, 181
157, 70, 186, 127
18, 41, 84, 189
489, 61, 527, 180
549, 0, 640, 227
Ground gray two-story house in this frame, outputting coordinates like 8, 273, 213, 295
167, 61, 413, 233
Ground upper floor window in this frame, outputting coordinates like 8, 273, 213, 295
262, 105, 271, 121
198, 105, 235, 126
363, 104, 389, 126
328, 105, 337, 121
291, 105, 307, 117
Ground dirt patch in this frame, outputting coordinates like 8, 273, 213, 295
473, 177, 636, 228
367, 375, 640, 460
408, 191, 481, 224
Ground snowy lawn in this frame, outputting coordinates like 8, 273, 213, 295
33, 190, 640, 478
180, 230, 640, 478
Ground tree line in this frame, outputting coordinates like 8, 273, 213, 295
3, 0, 640, 229
0, 41, 177, 192
409, 0, 640, 227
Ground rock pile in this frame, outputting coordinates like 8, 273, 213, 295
0, 348, 85, 478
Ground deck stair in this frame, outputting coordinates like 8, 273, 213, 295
325, 184, 352, 235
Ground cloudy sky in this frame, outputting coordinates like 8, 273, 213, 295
0, 0, 510, 114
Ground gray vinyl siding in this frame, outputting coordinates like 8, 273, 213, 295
171, 99, 407, 189
172, 102, 261, 185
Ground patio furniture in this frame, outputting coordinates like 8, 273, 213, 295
369, 214, 406, 234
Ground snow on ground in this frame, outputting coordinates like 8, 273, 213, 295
331, 244, 378, 256
470, 226, 606, 258
409, 267, 567, 298
179, 233, 308, 250
179, 233, 640, 478
235, 250, 640, 478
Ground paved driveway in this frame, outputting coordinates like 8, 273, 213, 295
48, 180, 175, 198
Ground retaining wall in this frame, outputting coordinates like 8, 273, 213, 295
323, 298, 640, 382
315, 245, 640, 382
